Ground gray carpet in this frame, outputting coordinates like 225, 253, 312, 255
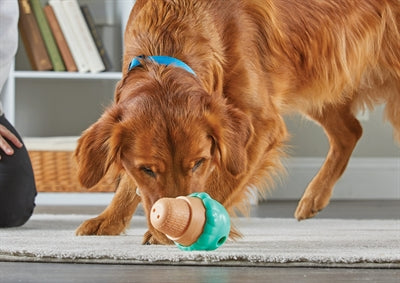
0, 214, 399, 268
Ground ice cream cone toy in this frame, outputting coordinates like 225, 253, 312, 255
150, 192, 231, 251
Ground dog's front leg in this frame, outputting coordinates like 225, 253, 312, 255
76, 174, 140, 235
295, 103, 362, 220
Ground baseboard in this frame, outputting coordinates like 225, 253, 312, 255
35, 192, 114, 206
268, 157, 400, 200
35, 158, 399, 206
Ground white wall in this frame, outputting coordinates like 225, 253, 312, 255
285, 106, 399, 158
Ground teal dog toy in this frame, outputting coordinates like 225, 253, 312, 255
150, 192, 230, 251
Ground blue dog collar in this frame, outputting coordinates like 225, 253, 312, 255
128, 55, 196, 76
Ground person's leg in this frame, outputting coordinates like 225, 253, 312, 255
0, 114, 36, 227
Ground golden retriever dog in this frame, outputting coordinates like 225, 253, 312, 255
75, 0, 400, 244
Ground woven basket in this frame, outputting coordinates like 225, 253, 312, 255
25, 137, 115, 192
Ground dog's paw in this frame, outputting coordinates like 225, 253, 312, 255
75, 216, 126, 236
294, 194, 330, 221
142, 230, 174, 245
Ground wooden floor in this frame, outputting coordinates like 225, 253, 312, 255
1, 200, 399, 283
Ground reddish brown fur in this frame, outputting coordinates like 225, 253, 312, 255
75, 0, 400, 244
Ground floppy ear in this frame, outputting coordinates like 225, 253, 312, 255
74, 106, 124, 188
207, 101, 253, 176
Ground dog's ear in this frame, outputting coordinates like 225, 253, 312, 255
207, 100, 253, 176
74, 106, 124, 188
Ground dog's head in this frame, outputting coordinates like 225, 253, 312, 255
74, 62, 252, 242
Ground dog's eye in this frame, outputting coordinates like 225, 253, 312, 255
192, 158, 205, 172
141, 167, 156, 178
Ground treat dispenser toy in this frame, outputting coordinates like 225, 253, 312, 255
150, 192, 230, 251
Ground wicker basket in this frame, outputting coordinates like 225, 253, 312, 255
25, 137, 115, 192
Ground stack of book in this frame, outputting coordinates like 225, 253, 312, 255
18, 0, 112, 73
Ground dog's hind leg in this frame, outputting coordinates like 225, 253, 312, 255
76, 174, 140, 235
383, 80, 400, 144
295, 102, 362, 220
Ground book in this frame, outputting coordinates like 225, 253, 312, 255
81, 4, 112, 71
43, 5, 78, 72
62, 0, 105, 73
29, 0, 65, 71
49, 0, 89, 73
18, 0, 52, 71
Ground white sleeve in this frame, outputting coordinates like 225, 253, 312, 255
0, 0, 19, 103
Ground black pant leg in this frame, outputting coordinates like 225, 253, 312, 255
0, 114, 36, 227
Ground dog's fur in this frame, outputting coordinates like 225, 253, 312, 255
75, 0, 400, 244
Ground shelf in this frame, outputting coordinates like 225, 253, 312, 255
13, 71, 122, 80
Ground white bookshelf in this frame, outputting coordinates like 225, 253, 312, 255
1, 0, 134, 135
13, 71, 122, 80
